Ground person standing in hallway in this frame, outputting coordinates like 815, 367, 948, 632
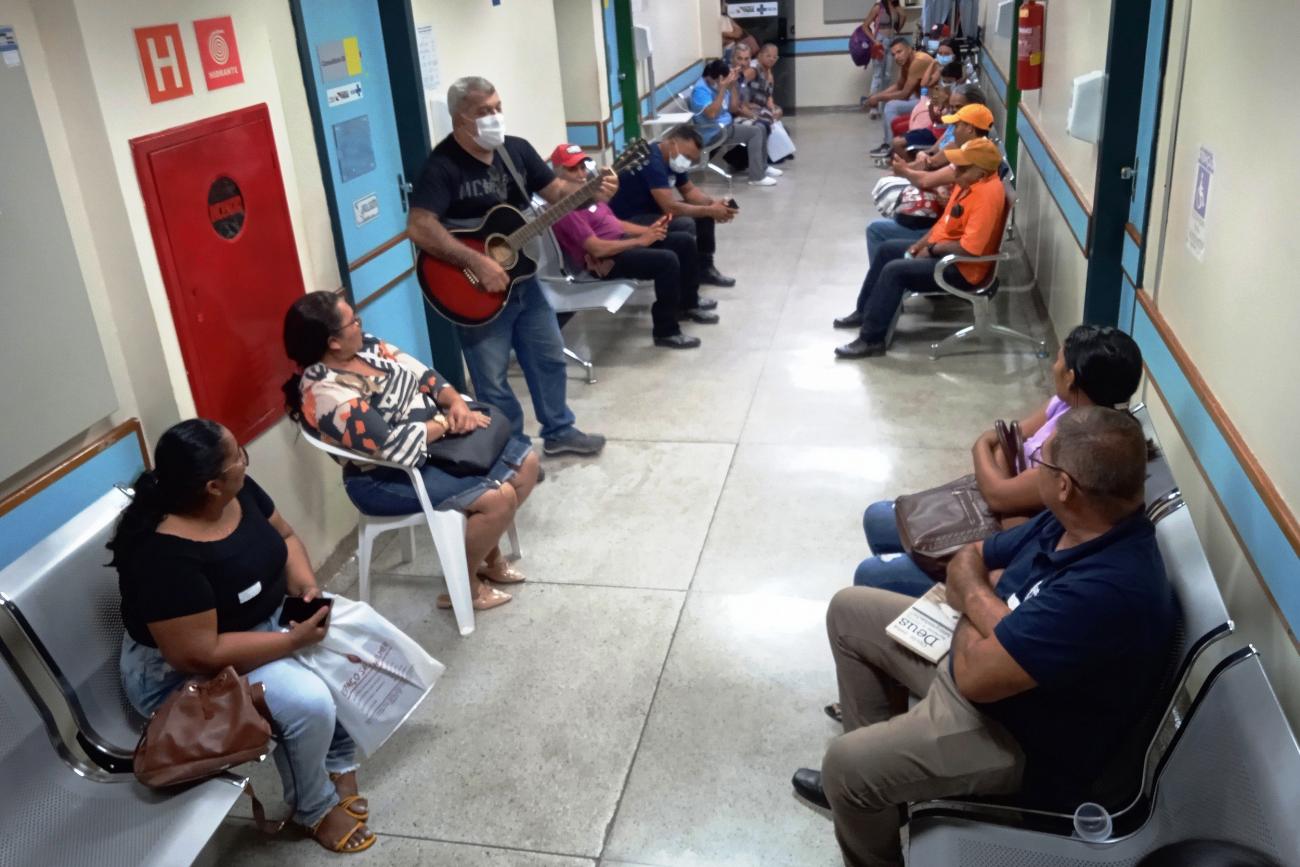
864, 38, 936, 158
609, 125, 739, 293
406, 76, 607, 458
548, 144, 710, 349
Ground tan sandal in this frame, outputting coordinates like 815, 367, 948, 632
309, 804, 376, 854
477, 562, 526, 585
330, 771, 367, 820
436, 586, 512, 611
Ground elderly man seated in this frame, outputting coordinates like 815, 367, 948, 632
547, 143, 710, 349
835, 137, 1006, 358
792, 407, 1178, 867
690, 58, 778, 187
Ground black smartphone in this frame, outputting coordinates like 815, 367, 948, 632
725, 197, 740, 210
279, 595, 333, 628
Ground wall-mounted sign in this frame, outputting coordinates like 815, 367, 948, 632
727, 2, 778, 18
134, 23, 193, 103
318, 37, 362, 83
1185, 146, 1214, 263
0, 25, 22, 68
194, 16, 244, 90
327, 81, 363, 107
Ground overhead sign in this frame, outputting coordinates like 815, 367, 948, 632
727, 2, 779, 18
193, 16, 244, 90
134, 23, 193, 103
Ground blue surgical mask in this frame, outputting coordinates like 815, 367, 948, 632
936, 52, 955, 66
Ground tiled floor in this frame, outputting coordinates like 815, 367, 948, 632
197, 112, 1054, 866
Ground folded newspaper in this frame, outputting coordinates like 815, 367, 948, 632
885, 584, 962, 664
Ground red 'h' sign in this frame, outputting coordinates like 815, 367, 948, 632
134, 24, 193, 104
193, 16, 244, 90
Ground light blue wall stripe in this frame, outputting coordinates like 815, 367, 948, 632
980, 48, 1008, 106
565, 124, 601, 148
1119, 274, 1138, 335
1122, 232, 1142, 285
0, 436, 145, 572
786, 37, 849, 55
638, 61, 705, 119
1016, 106, 1090, 251
1133, 301, 1300, 635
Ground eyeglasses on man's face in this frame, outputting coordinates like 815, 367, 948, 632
1027, 444, 1085, 490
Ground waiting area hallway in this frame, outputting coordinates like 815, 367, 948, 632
198, 111, 1054, 867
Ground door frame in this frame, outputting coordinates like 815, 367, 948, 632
287, 0, 465, 387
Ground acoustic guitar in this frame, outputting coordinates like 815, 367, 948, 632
416, 139, 651, 327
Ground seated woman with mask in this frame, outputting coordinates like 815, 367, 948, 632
283, 290, 539, 613
854, 324, 1144, 596
112, 419, 376, 854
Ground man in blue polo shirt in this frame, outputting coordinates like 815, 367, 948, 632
609, 124, 738, 290
792, 407, 1177, 867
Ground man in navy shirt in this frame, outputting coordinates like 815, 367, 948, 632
792, 407, 1177, 867
609, 125, 738, 291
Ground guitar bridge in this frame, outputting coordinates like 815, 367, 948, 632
463, 268, 480, 287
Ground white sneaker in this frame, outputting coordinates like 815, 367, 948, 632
766, 166, 784, 177
748, 176, 778, 187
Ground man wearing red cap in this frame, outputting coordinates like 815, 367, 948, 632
548, 144, 712, 349
835, 137, 1007, 358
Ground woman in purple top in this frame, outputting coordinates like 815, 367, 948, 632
854, 324, 1143, 596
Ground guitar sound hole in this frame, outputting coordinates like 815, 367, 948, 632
484, 235, 516, 270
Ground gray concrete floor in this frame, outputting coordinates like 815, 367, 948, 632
196, 112, 1054, 866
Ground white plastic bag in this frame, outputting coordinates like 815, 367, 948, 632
293, 596, 445, 757
872, 176, 910, 217
767, 120, 796, 162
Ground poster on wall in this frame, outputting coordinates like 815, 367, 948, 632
416, 24, 440, 95
1185, 146, 1213, 263
193, 16, 244, 90
0, 25, 22, 68
134, 23, 193, 103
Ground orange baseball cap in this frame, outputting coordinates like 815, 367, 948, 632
943, 138, 1003, 172
549, 143, 590, 168
940, 103, 995, 131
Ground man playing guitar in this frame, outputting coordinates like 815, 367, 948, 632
407, 75, 613, 457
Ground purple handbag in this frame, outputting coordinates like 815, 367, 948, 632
849, 26, 875, 67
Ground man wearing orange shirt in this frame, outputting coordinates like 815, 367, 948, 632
835, 138, 1006, 358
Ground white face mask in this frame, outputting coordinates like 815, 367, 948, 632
669, 152, 693, 173
472, 113, 506, 149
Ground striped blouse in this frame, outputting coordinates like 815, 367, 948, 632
299, 334, 448, 469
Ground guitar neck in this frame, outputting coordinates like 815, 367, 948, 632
506, 175, 605, 249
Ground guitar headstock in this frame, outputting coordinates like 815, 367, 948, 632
612, 138, 651, 174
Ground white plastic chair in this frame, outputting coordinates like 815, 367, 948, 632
300, 428, 521, 637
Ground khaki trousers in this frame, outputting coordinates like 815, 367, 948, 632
821, 587, 1025, 867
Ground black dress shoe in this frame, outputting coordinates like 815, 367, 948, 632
869, 143, 892, 156
653, 333, 702, 349
835, 338, 887, 359
681, 308, 720, 324
792, 768, 830, 809
700, 265, 736, 287
824, 702, 842, 722
693, 297, 719, 311
833, 312, 864, 329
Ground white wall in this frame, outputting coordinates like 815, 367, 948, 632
791, 0, 918, 108
412, 0, 568, 150
1142, 0, 1300, 723
634, 0, 705, 92
554, 0, 608, 124
13, 0, 356, 564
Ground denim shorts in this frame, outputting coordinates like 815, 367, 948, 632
343, 437, 532, 516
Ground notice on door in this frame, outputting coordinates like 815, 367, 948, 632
353, 193, 379, 227
0, 25, 22, 68
727, 2, 778, 18
328, 81, 363, 108
1185, 146, 1213, 263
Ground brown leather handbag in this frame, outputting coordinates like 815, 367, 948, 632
133, 666, 273, 787
894, 419, 1026, 581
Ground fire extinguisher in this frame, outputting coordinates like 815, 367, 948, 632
1017, 1, 1044, 91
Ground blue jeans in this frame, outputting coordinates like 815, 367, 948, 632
865, 218, 928, 263
853, 500, 935, 597
458, 277, 577, 442
120, 610, 358, 828
881, 97, 919, 144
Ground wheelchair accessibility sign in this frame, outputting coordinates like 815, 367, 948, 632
1186, 146, 1213, 262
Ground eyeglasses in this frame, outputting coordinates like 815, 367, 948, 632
221, 446, 250, 476
1027, 444, 1086, 490
333, 314, 362, 335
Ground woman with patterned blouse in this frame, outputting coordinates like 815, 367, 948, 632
283, 291, 539, 613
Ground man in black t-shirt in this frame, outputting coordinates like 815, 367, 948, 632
407, 76, 613, 456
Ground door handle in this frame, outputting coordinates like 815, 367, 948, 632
398, 173, 414, 213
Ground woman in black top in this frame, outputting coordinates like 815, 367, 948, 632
112, 419, 375, 854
